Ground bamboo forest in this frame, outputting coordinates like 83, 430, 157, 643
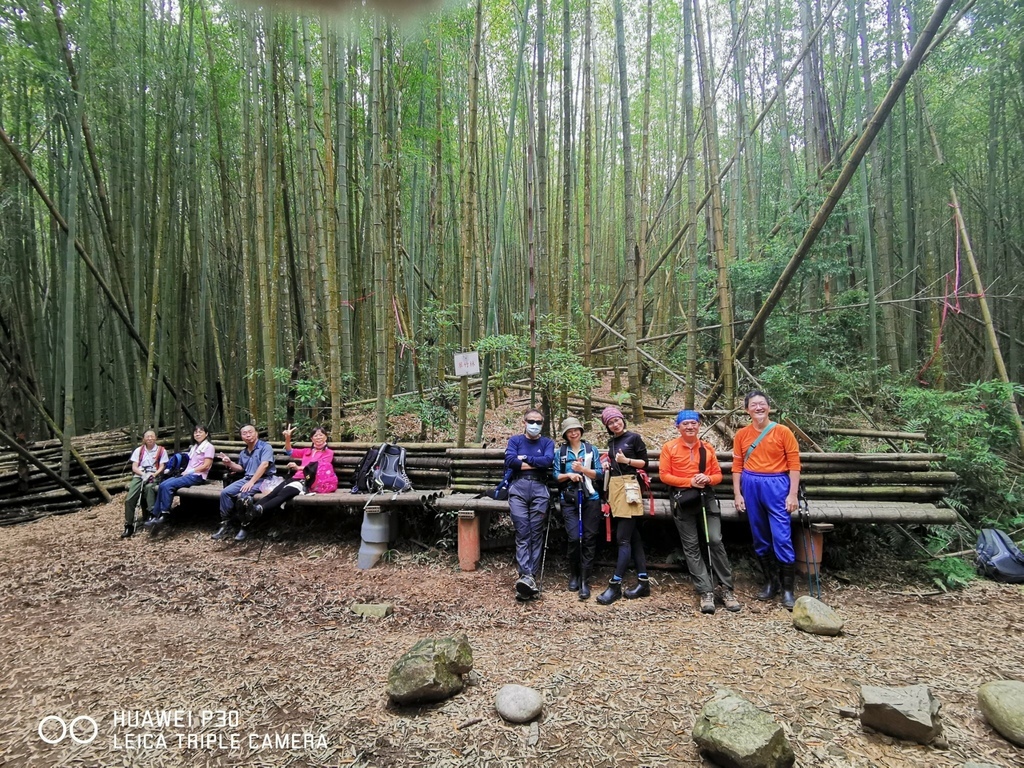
1, 0, 1023, 476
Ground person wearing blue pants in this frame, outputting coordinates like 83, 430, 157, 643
505, 409, 555, 601
732, 391, 802, 609
213, 425, 275, 542
146, 424, 216, 536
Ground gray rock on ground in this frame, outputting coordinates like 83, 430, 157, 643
495, 684, 544, 723
386, 634, 473, 705
859, 684, 942, 744
692, 689, 795, 768
351, 603, 393, 618
791, 596, 845, 636
977, 679, 1024, 747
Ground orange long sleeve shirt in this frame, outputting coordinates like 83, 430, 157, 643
732, 422, 801, 474
658, 437, 722, 488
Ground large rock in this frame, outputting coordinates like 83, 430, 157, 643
692, 689, 795, 768
791, 596, 844, 636
977, 680, 1024, 746
386, 634, 473, 705
495, 684, 544, 723
859, 684, 942, 744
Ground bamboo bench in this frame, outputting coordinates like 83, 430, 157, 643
170, 442, 453, 568
434, 448, 959, 571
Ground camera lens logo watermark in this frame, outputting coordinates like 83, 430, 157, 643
38, 715, 99, 745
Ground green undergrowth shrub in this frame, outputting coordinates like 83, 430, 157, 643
897, 380, 1024, 527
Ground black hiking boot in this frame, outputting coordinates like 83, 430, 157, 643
596, 580, 623, 605
515, 574, 539, 600
120, 524, 134, 539
624, 576, 650, 599
211, 522, 234, 541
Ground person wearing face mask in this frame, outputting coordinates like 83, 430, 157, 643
659, 410, 741, 614
596, 406, 651, 605
234, 425, 339, 538
505, 409, 555, 600
732, 390, 801, 610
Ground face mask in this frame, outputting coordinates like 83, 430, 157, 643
525, 423, 542, 437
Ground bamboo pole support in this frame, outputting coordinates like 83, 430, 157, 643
0, 427, 93, 505
949, 194, 1024, 456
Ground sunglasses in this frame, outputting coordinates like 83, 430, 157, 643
525, 419, 543, 425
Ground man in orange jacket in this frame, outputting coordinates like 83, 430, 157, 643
732, 391, 801, 609
660, 410, 741, 614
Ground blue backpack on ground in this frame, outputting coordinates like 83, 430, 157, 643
976, 528, 1024, 583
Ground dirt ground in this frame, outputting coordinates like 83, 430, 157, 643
0, 493, 1022, 768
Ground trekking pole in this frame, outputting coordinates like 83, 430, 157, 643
700, 490, 713, 575
799, 483, 821, 598
577, 481, 584, 578
539, 503, 554, 587
602, 452, 612, 542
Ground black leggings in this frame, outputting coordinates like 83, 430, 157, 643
258, 483, 302, 514
613, 516, 648, 579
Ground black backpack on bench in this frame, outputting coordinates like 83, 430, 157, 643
351, 443, 411, 494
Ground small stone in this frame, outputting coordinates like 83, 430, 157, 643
977, 679, 1024, 747
838, 707, 858, 719
351, 603, 394, 618
791, 596, 844, 636
495, 684, 544, 723
464, 670, 482, 687
527, 721, 540, 746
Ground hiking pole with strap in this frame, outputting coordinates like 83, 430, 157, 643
577, 481, 584, 578
539, 498, 554, 588
601, 452, 612, 542
798, 482, 821, 598
700, 490, 714, 576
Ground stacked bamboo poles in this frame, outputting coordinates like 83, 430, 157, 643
445, 448, 954, 502
0, 435, 471, 525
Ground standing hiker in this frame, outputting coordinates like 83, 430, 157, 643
732, 391, 801, 610
121, 429, 166, 538
596, 406, 651, 605
552, 416, 603, 600
659, 410, 741, 614
505, 408, 555, 601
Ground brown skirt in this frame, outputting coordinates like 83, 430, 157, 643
608, 475, 644, 518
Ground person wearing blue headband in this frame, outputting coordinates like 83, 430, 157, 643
659, 410, 741, 614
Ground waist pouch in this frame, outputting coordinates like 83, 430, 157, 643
622, 476, 642, 505
672, 487, 721, 516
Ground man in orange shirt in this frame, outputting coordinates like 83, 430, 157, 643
660, 410, 741, 614
732, 391, 801, 609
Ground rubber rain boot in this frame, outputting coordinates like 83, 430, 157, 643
596, 580, 623, 605
779, 562, 796, 610
578, 570, 591, 601
756, 554, 780, 601
624, 576, 650, 599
